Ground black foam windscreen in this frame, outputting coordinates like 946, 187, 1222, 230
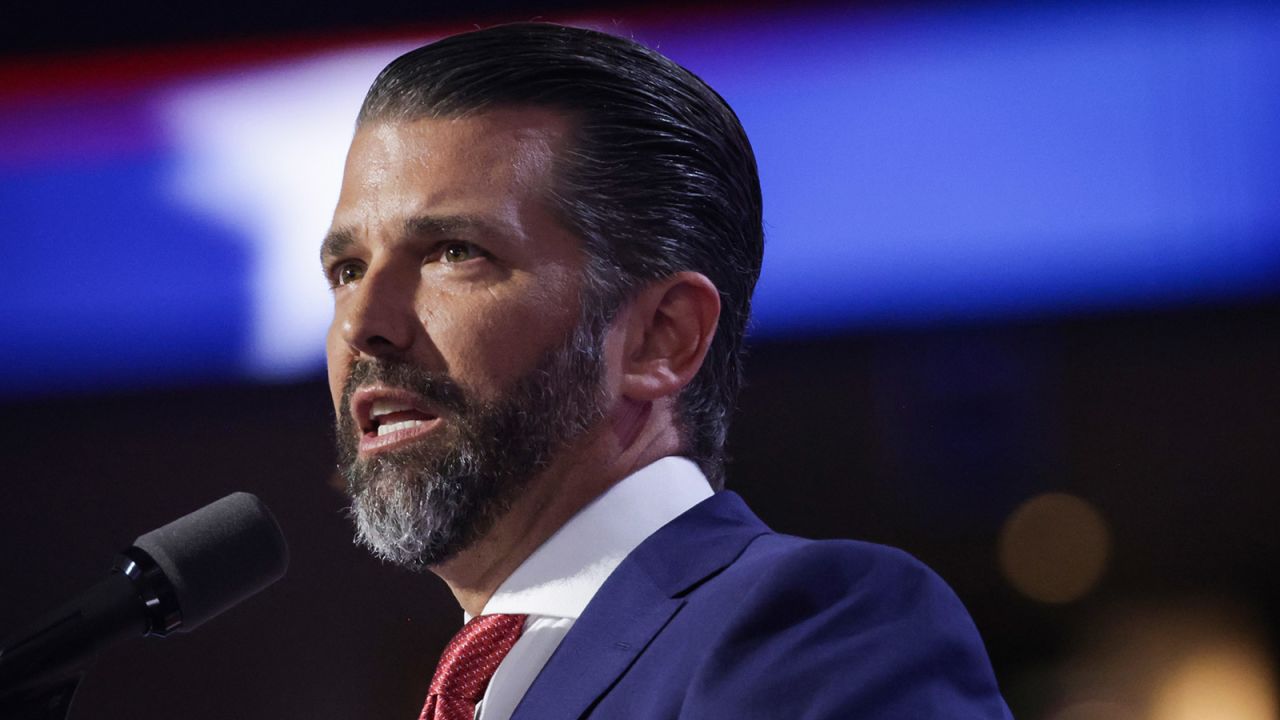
132, 492, 289, 631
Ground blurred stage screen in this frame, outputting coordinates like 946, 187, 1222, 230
2, 1, 1277, 398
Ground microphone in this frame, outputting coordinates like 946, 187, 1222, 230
0, 492, 289, 700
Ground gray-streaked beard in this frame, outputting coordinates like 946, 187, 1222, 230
335, 315, 607, 571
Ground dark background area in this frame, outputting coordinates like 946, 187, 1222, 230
2, 0, 784, 58
3, 299, 1277, 718
2, 1, 1278, 718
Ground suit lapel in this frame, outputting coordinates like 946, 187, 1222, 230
510, 492, 770, 720
510, 562, 683, 720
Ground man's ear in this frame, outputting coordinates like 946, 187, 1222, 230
619, 271, 721, 402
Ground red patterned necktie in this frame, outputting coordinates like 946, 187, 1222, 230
419, 613, 528, 720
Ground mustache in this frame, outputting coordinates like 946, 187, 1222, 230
339, 358, 470, 420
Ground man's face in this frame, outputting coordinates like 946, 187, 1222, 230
323, 109, 606, 568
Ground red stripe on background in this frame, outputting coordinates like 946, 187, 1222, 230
0, 28, 432, 104
0, 0, 787, 104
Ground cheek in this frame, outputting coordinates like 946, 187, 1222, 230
430, 302, 529, 386
428, 282, 579, 388
324, 323, 351, 413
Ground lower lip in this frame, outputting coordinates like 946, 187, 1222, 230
358, 418, 442, 455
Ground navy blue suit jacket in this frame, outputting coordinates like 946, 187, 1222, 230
511, 491, 1012, 719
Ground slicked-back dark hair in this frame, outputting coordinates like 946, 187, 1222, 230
357, 22, 763, 489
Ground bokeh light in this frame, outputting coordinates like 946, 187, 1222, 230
1150, 642, 1278, 720
1054, 600, 1278, 720
999, 492, 1110, 604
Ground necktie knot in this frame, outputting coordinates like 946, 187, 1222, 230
420, 613, 527, 720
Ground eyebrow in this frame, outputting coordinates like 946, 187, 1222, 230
319, 227, 357, 266
319, 214, 503, 266
404, 214, 497, 238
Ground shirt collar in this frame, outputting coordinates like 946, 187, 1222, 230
476, 456, 713, 620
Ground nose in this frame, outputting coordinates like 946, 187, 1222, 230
337, 263, 420, 358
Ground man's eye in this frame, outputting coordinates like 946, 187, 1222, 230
331, 262, 365, 286
441, 242, 481, 263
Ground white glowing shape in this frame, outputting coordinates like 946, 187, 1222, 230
1151, 644, 1278, 720
161, 41, 425, 378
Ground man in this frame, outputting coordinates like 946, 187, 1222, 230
323, 22, 1012, 720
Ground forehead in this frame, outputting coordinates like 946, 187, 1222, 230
331, 107, 573, 236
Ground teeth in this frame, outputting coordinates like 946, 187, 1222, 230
377, 419, 426, 437
370, 398, 416, 420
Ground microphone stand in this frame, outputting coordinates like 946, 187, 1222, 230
0, 550, 178, 720
0, 673, 83, 720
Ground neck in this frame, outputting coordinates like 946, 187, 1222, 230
431, 397, 682, 617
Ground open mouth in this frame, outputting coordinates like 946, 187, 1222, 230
370, 401, 438, 436
352, 389, 443, 454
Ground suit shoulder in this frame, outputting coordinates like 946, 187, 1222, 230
680, 535, 1012, 718
741, 529, 927, 569
726, 533, 959, 613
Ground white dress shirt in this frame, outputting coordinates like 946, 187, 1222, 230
470, 456, 713, 720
